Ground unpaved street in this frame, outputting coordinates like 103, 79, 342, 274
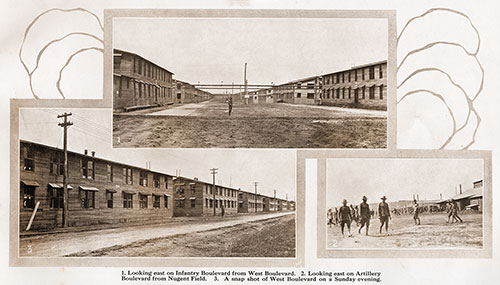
68, 214, 296, 257
327, 212, 482, 249
20, 212, 293, 257
113, 100, 386, 148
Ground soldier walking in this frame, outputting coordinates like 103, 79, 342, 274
358, 196, 371, 235
339, 200, 352, 237
378, 196, 391, 234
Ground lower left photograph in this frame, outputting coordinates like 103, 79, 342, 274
15, 108, 297, 261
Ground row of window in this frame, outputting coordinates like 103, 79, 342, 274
323, 64, 384, 85
321, 85, 385, 100
132, 56, 171, 83
203, 198, 237, 209
22, 184, 170, 210
133, 81, 172, 100
296, 93, 315, 99
204, 185, 237, 197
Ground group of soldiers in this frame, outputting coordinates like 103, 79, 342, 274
327, 196, 392, 237
328, 196, 464, 237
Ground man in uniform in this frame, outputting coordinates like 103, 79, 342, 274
378, 196, 391, 235
339, 199, 352, 237
227, 96, 233, 116
358, 196, 371, 235
327, 208, 333, 227
413, 199, 421, 225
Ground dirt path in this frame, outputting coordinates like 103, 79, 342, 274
19, 212, 293, 257
113, 101, 387, 148
327, 213, 482, 249
67, 214, 296, 257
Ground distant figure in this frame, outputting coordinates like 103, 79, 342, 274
350, 204, 358, 226
339, 200, 352, 237
451, 200, 462, 223
358, 196, 371, 235
378, 196, 391, 234
221, 205, 225, 217
446, 200, 454, 223
327, 209, 334, 228
413, 199, 421, 225
227, 96, 233, 116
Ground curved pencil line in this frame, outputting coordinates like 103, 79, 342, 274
19, 8, 103, 99
56, 47, 104, 98
398, 89, 457, 149
397, 8, 480, 55
462, 107, 481, 150
32, 32, 103, 75
397, 67, 473, 137
398, 41, 474, 72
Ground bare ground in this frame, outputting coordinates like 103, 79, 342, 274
113, 101, 386, 148
327, 212, 482, 249
66, 214, 295, 257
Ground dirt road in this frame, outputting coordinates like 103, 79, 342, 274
67, 214, 296, 257
19, 212, 293, 257
113, 100, 386, 148
327, 212, 482, 249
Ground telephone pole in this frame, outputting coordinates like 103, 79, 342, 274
58, 112, 73, 228
244, 63, 248, 104
210, 168, 218, 216
253, 182, 258, 213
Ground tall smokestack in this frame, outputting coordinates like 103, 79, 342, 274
91, 151, 95, 157
84, 149, 88, 155
440, 193, 442, 200
459, 184, 462, 194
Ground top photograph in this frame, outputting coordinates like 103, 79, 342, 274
111, 11, 392, 148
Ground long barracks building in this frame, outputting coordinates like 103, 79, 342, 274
242, 60, 387, 109
113, 49, 212, 112
19, 140, 294, 231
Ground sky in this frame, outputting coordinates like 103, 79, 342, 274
113, 17, 387, 88
18, 108, 296, 200
327, 158, 483, 207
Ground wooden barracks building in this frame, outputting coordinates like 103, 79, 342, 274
19, 140, 294, 231
242, 60, 387, 109
113, 49, 212, 112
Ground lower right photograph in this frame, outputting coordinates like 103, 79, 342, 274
313, 151, 492, 258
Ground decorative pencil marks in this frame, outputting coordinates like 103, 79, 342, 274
397, 8, 484, 150
19, 8, 104, 99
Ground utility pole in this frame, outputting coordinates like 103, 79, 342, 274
244, 63, 248, 104
253, 182, 258, 213
210, 168, 218, 216
58, 112, 73, 228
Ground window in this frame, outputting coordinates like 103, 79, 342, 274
190, 184, 196, 194
379, 64, 383, 78
369, 66, 375, 80
22, 184, 36, 209
341, 73, 344, 83
348, 72, 351, 82
362, 86, 366, 99
164, 195, 169, 208
23, 146, 35, 171
296, 93, 301, 98
176, 186, 185, 195
348, 88, 351, 99
139, 194, 148, 208
50, 154, 64, 176
107, 164, 113, 182
164, 176, 169, 189
153, 174, 160, 188
354, 70, 357, 81
153, 195, 161, 208
123, 167, 133, 185
80, 190, 95, 209
49, 186, 63, 209
362, 68, 365, 80
379, 85, 384, 99
369, 86, 375, 99
81, 159, 94, 180
123, 193, 133, 208
191, 199, 196, 208
307, 93, 314, 99
106, 190, 114, 208
176, 199, 185, 208
210, 199, 213, 208
336, 89, 340, 99
342, 88, 345, 99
